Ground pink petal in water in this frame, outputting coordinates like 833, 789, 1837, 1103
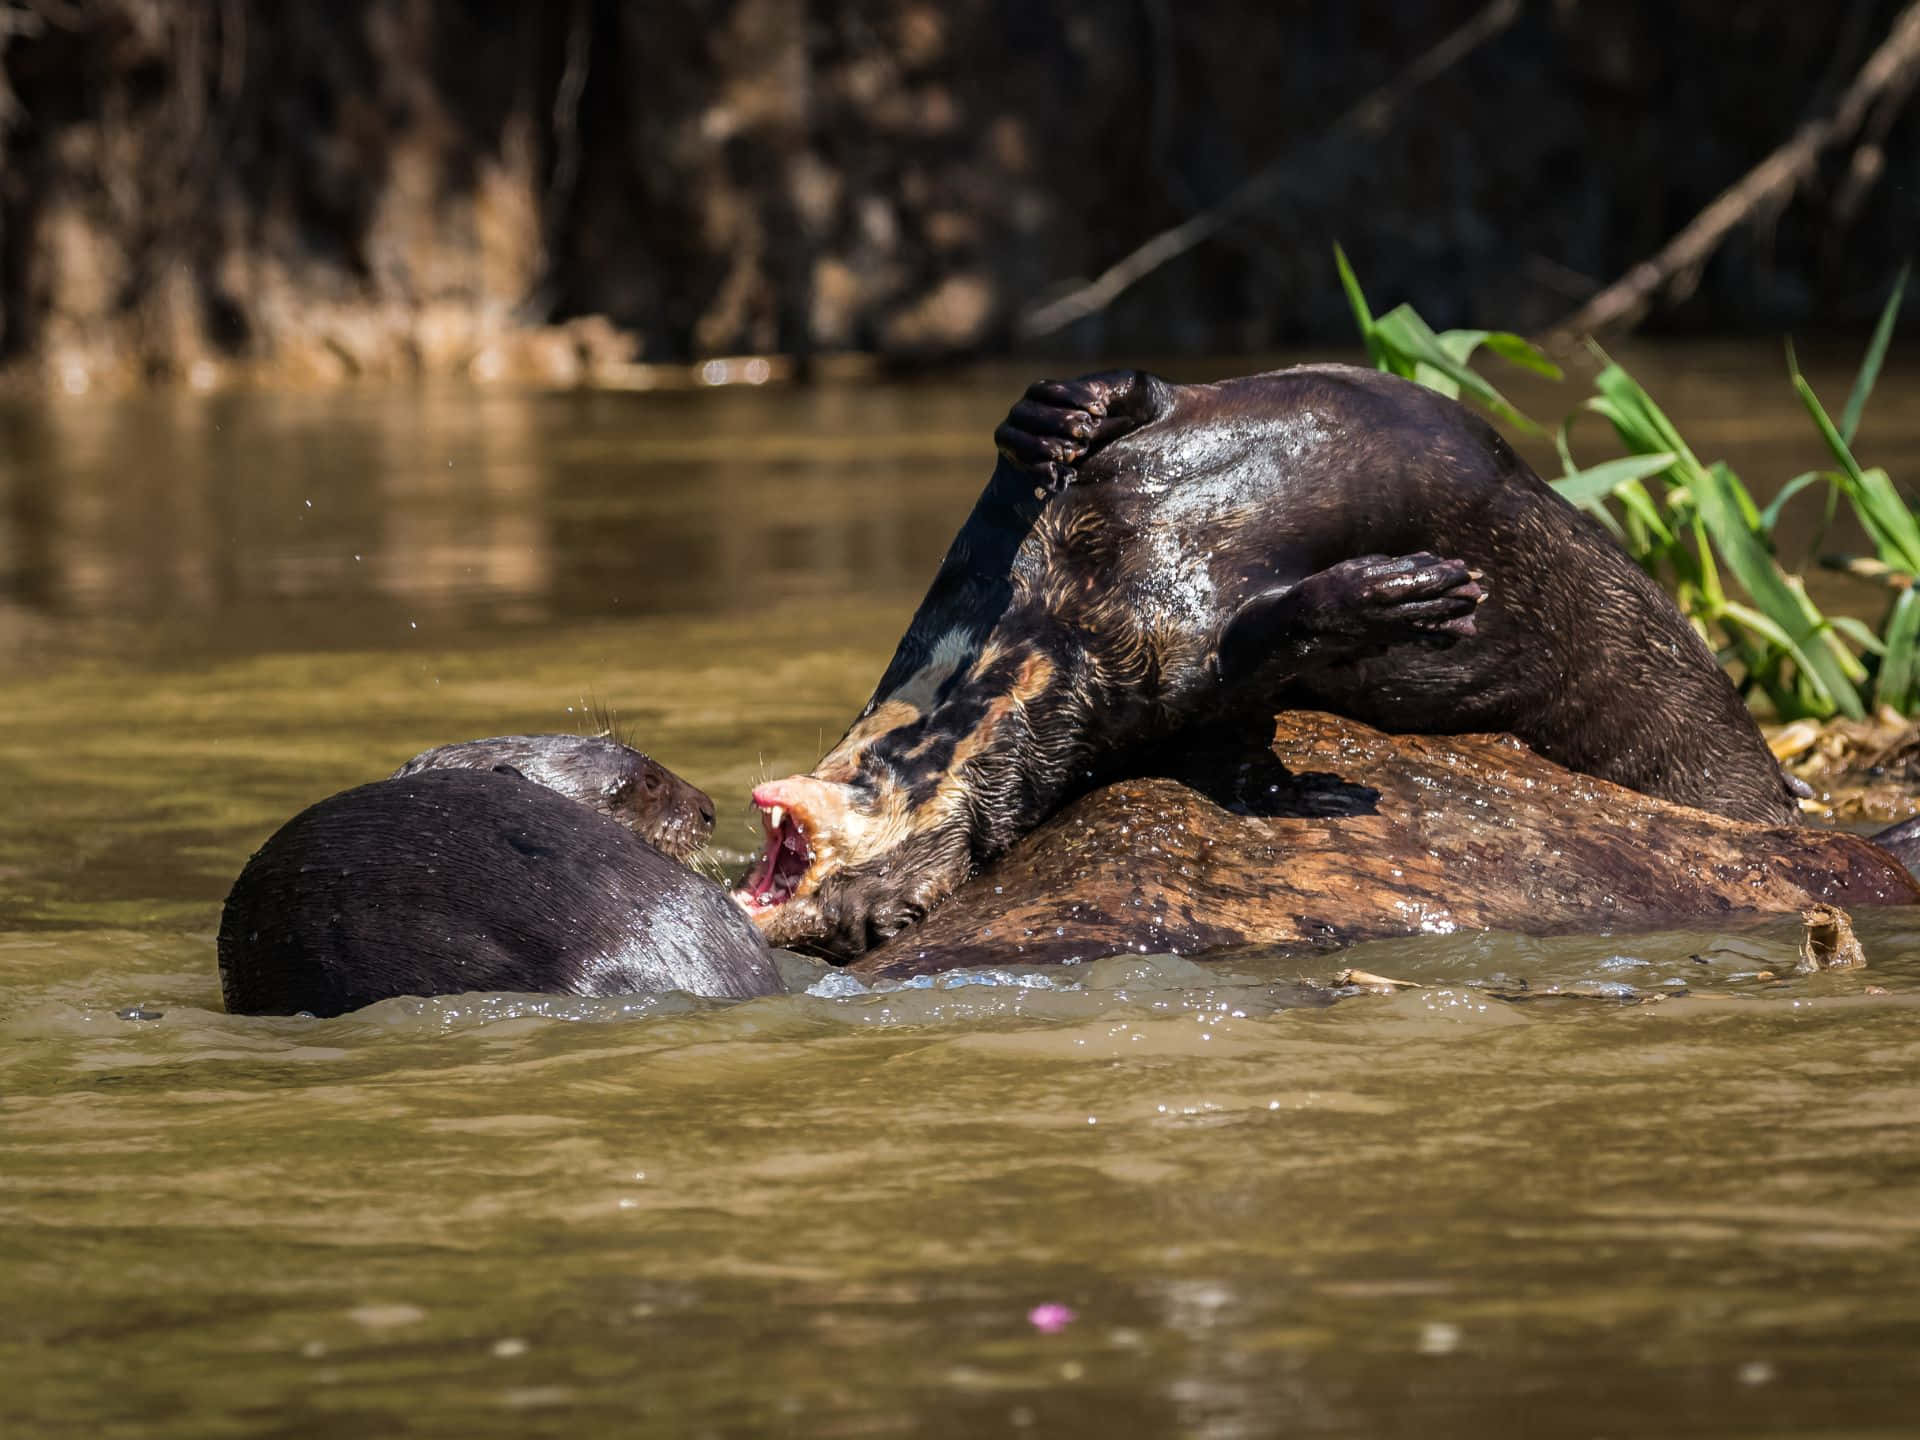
1027, 1303, 1076, 1334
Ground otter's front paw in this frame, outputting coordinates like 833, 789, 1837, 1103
993, 370, 1159, 489
1319, 553, 1487, 638
809, 880, 928, 962
1217, 552, 1488, 686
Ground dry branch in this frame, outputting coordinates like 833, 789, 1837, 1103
1018, 0, 1524, 340
1551, 0, 1920, 343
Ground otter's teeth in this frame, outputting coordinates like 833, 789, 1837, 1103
769, 805, 786, 831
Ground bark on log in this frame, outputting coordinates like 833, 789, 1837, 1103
857, 711, 1919, 982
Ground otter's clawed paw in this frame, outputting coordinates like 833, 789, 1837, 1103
993, 371, 1158, 489
809, 881, 926, 961
1338, 552, 1486, 637
1216, 551, 1489, 687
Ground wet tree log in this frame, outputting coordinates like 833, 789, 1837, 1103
856, 712, 1919, 981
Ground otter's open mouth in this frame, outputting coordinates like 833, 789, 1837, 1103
735, 787, 818, 914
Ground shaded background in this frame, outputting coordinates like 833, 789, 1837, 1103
2, 0, 1916, 388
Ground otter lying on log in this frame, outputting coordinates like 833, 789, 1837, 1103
742, 365, 1809, 959
856, 712, 1920, 981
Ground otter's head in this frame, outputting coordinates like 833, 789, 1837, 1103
395, 733, 717, 862
591, 747, 717, 863
735, 637, 1069, 957
732, 696, 955, 953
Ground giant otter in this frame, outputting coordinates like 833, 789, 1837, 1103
741, 365, 1807, 958
219, 738, 781, 1016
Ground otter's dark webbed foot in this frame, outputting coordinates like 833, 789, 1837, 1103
1217, 553, 1486, 686
993, 370, 1166, 489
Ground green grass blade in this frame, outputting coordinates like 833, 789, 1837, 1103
1554, 417, 1579, 475
1334, 244, 1374, 331
1719, 600, 1801, 654
1590, 365, 1694, 462
1851, 467, 1920, 575
1611, 478, 1675, 546
1371, 305, 1537, 431
1692, 513, 1725, 609
1793, 368, 1870, 487
1877, 587, 1920, 713
1829, 614, 1887, 657
1478, 331, 1564, 380
1413, 362, 1463, 399
1432, 327, 1564, 382
1841, 261, 1909, 444
1758, 470, 1827, 532
1792, 369, 1920, 572
1551, 452, 1678, 507
1334, 244, 1388, 371
1691, 461, 1865, 718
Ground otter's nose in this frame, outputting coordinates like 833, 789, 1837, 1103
698, 801, 716, 828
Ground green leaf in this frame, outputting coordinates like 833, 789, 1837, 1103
1551, 452, 1679, 508
1334, 244, 1387, 371
1850, 467, 1920, 576
1719, 601, 1800, 654
1371, 304, 1538, 431
1431, 328, 1563, 382
1691, 460, 1866, 719
1553, 417, 1579, 476
1412, 362, 1462, 399
1691, 513, 1725, 610
1589, 365, 1694, 462
1435, 329, 1488, 364
1334, 244, 1374, 331
1478, 331, 1564, 380
1758, 470, 1828, 532
1611, 477, 1676, 547
1829, 614, 1887, 657
1877, 587, 1920, 713
1791, 369, 1920, 572
1841, 261, 1909, 444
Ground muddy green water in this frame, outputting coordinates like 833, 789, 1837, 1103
3, 350, 1919, 1438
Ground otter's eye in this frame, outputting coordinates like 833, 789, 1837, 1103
642, 770, 664, 795
603, 777, 634, 803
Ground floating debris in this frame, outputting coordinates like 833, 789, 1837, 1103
1334, 968, 1425, 992
1765, 712, 1920, 821
1798, 904, 1866, 972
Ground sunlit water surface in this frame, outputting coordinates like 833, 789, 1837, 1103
3, 348, 1919, 1437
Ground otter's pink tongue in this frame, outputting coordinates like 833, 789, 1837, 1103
742, 805, 811, 908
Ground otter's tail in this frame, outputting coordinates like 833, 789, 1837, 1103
1873, 816, 1920, 881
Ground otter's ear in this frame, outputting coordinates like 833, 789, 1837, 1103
491, 763, 529, 782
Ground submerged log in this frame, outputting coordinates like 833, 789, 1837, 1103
855, 712, 1919, 982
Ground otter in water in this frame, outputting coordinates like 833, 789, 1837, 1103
740, 365, 1804, 958
219, 738, 781, 1016
393, 733, 715, 859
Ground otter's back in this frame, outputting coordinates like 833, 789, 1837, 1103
219, 769, 780, 1015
